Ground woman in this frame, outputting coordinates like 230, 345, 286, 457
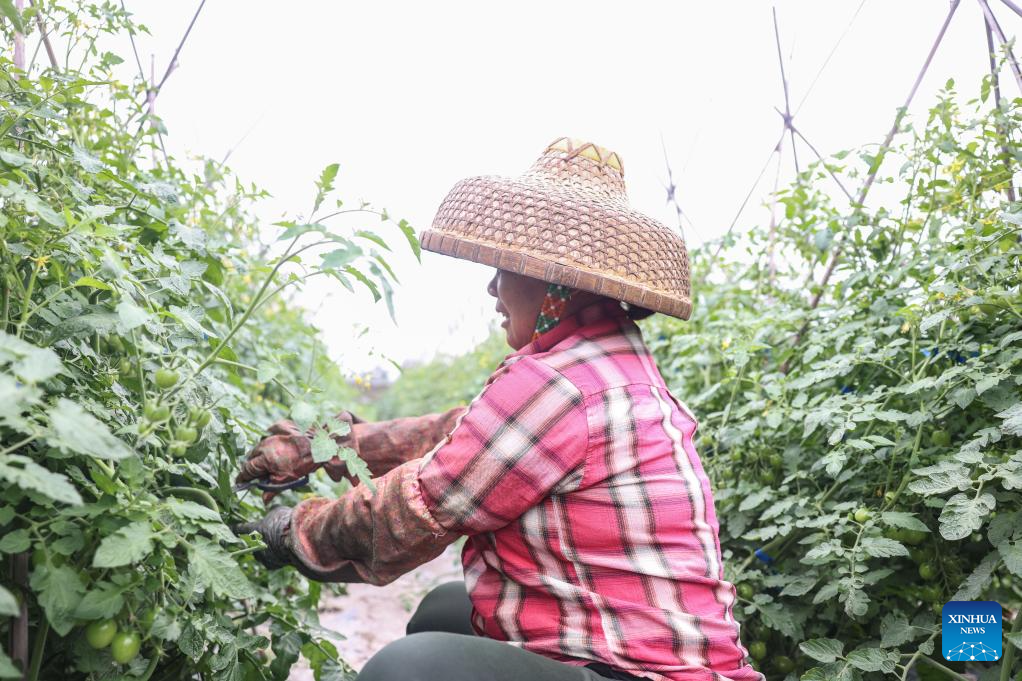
235, 138, 762, 681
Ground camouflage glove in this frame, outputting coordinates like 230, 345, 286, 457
235, 411, 359, 502
232, 506, 296, 571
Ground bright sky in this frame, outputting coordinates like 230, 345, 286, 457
114, 1, 1014, 376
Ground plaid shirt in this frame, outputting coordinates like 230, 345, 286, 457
290, 300, 761, 681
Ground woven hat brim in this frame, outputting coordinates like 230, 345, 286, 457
422, 175, 692, 320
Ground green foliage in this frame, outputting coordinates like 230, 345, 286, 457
0, 3, 412, 679
644, 78, 1022, 679
373, 329, 508, 419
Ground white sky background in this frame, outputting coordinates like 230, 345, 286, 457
112, 1, 1015, 377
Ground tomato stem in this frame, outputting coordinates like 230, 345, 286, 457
1001, 610, 1021, 681
26, 620, 48, 681
137, 651, 161, 681
16, 258, 42, 339
914, 654, 970, 681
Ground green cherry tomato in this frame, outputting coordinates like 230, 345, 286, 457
737, 583, 755, 600
918, 562, 938, 581
111, 630, 141, 664
175, 426, 198, 444
143, 403, 170, 422
169, 442, 188, 458
931, 430, 951, 448
118, 358, 133, 376
155, 368, 180, 390
774, 655, 795, 674
890, 528, 928, 547
920, 585, 942, 603
903, 529, 928, 546
139, 608, 156, 631
854, 508, 872, 523
85, 620, 117, 650
748, 641, 767, 661
189, 407, 212, 428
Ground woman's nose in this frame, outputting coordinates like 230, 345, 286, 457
486, 271, 498, 297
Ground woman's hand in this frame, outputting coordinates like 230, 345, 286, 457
233, 506, 295, 570
236, 411, 357, 502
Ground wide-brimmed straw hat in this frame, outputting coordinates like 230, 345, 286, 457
421, 137, 692, 320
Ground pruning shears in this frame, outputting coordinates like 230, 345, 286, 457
233, 476, 310, 494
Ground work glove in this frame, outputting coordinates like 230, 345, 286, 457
235, 410, 359, 502
232, 506, 296, 571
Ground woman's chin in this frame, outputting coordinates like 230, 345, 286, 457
502, 325, 524, 350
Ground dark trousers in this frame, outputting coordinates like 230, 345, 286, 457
356, 581, 642, 681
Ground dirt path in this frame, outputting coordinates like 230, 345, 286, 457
288, 547, 464, 678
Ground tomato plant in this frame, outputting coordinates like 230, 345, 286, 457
644, 77, 1022, 679
0, 3, 415, 679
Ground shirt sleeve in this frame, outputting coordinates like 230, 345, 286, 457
287, 458, 458, 585
417, 356, 589, 535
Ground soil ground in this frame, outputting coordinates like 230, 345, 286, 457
289, 547, 464, 679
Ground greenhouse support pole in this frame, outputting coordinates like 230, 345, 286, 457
26, 0, 58, 71
9, 553, 29, 676
999, 0, 1022, 16
12, 0, 24, 72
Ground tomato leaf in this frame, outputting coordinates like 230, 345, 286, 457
397, 219, 420, 261
92, 521, 155, 568
115, 299, 152, 332
0, 649, 19, 679
938, 492, 995, 540
188, 538, 252, 599
48, 398, 133, 460
290, 401, 317, 432
339, 446, 374, 492
0, 529, 30, 553
999, 540, 1022, 578
952, 552, 998, 601
860, 537, 909, 558
29, 564, 85, 636
996, 402, 1022, 437
846, 647, 898, 673
310, 430, 339, 464
800, 638, 844, 664
0, 586, 18, 617
74, 581, 127, 620
879, 512, 930, 532
0, 454, 82, 505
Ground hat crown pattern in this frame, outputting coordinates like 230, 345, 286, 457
524, 137, 627, 201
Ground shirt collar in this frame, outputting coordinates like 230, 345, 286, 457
509, 299, 628, 359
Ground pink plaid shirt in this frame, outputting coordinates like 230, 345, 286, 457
291, 300, 761, 681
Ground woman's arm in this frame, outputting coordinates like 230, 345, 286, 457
279, 357, 588, 585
